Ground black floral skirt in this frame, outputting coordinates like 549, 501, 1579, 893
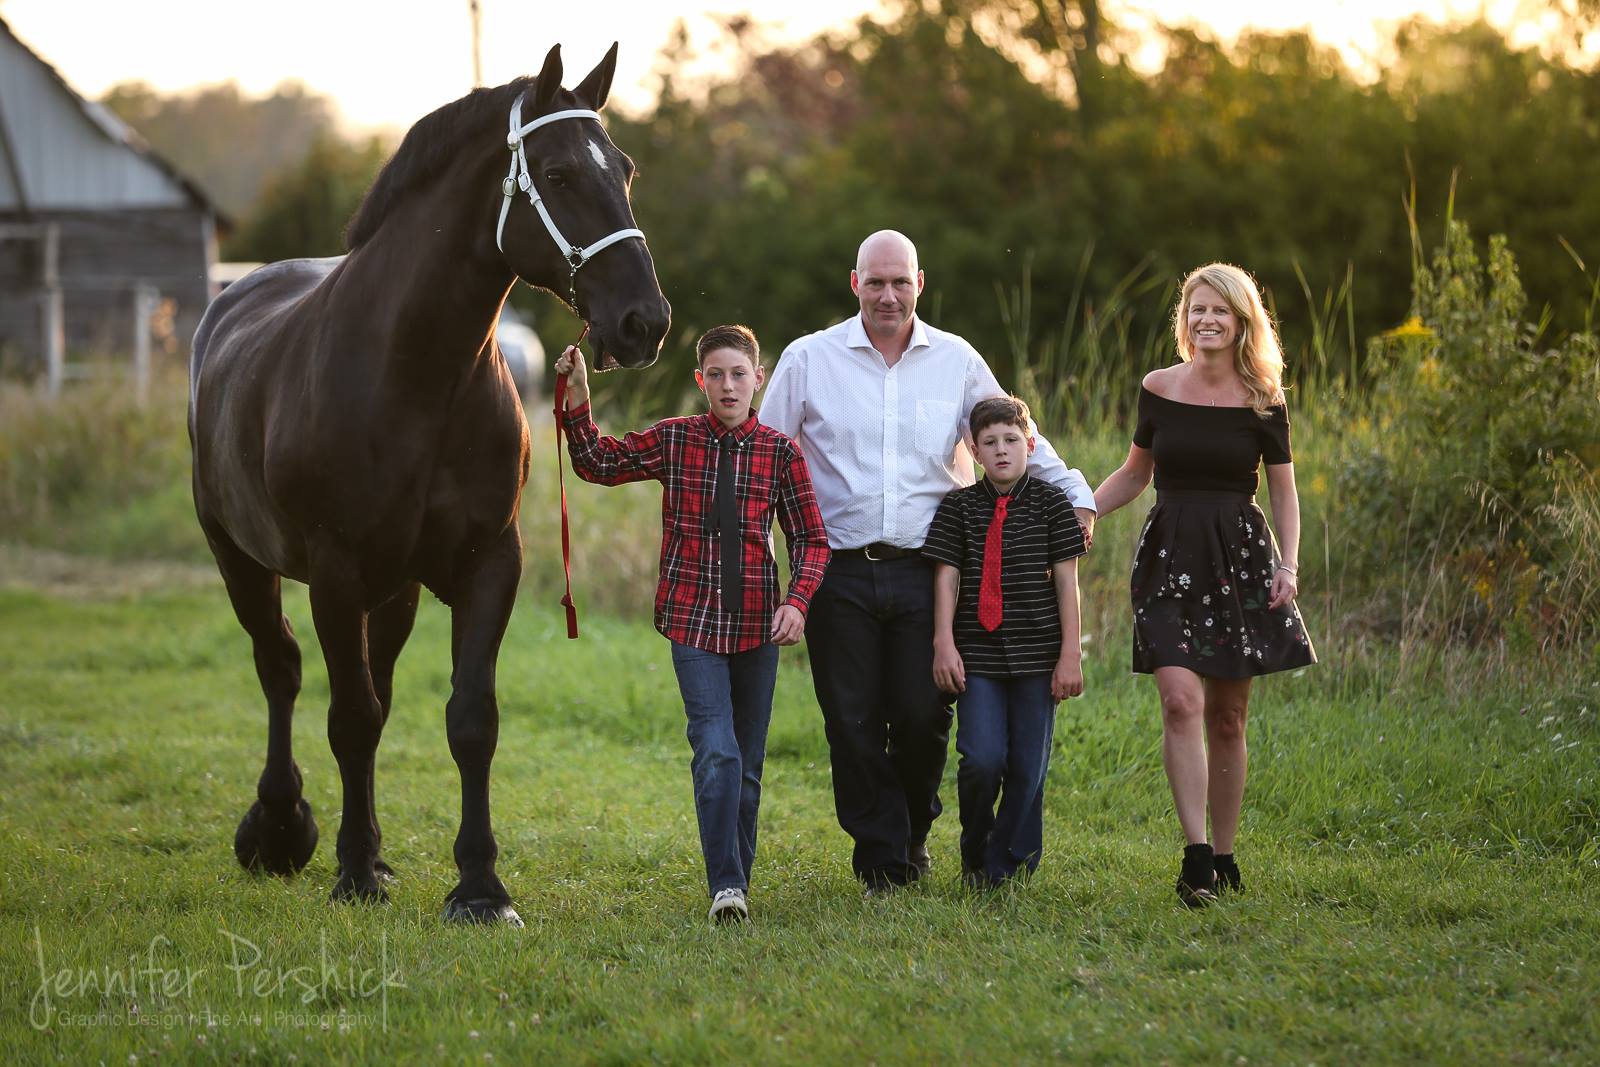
1130, 490, 1316, 679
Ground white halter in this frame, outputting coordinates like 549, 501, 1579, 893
496, 93, 645, 305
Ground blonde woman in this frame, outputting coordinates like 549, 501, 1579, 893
1094, 263, 1316, 907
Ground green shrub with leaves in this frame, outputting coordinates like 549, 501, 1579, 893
1336, 219, 1600, 647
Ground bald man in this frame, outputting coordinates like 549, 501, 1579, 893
762, 230, 1097, 890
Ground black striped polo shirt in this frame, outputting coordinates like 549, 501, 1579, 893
922, 474, 1086, 677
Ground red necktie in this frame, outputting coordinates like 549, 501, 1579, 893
978, 493, 1009, 632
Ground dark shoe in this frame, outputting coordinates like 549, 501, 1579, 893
1213, 853, 1242, 894
862, 867, 909, 896
1176, 843, 1218, 909
909, 840, 932, 879
960, 863, 991, 892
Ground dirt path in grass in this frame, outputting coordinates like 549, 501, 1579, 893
0, 544, 216, 599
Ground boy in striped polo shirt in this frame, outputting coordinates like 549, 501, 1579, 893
555, 325, 830, 924
923, 396, 1086, 888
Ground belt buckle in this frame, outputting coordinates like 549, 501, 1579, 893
863, 543, 885, 561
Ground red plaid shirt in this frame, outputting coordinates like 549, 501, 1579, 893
563, 403, 831, 654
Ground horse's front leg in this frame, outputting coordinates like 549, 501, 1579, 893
442, 526, 523, 926
308, 551, 388, 904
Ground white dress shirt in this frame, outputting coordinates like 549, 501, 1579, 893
761, 314, 1095, 550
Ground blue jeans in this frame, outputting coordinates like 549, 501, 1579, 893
955, 673, 1057, 884
670, 641, 780, 896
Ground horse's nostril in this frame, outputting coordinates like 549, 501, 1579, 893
621, 310, 650, 345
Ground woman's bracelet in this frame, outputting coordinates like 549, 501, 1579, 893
1276, 563, 1298, 575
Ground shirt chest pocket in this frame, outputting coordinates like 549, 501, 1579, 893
914, 399, 958, 456
1004, 521, 1049, 568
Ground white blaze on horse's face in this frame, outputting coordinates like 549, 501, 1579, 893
494, 97, 644, 292
586, 139, 609, 171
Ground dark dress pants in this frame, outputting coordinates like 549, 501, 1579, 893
805, 553, 954, 887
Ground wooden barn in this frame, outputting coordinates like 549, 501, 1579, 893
0, 16, 221, 394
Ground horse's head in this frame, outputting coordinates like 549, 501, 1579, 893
498, 45, 670, 371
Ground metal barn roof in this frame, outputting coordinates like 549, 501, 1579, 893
0, 16, 218, 215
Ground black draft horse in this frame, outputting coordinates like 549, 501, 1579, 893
188, 45, 669, 925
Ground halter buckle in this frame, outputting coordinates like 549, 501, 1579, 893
501, 176, 515, 197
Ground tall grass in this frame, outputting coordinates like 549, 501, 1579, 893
1540, 459, 1600, 647
0, 367, 205, 561
996, 247, 1173, 438
3, 223, 1594, 691
993, 247, 1365, 438
5, 370, 1587, 707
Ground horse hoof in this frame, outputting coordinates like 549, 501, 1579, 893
235, 799, 318, 875
330, 873, 389, 904
442, 898, 523, 927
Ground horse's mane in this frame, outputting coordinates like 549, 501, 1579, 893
346, 77, 536, 250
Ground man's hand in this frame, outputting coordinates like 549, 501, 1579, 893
553, 345, 590, 409
771, 604, 806, 646
1074, 507, 1096, 551
1051, 653, 1083, 701
933, 638, 966, 695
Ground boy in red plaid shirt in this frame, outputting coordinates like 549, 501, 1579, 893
555, 324, 830, 924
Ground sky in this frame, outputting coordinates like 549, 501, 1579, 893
2, 0, 1590, 133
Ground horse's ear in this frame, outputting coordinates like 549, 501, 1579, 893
534, 45, 563, 108
575, 42, 619, 110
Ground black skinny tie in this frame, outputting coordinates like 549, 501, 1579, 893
709, 435, 741, 619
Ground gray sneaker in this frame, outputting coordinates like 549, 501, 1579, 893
708, 887, 749, 924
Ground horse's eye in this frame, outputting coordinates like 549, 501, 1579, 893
544, 170, 567, 188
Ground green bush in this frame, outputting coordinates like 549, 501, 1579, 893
1334, 219, 1600, 648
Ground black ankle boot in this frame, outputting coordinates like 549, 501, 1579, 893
1176, 843, 1218, 908
1213, 853, 1242, 894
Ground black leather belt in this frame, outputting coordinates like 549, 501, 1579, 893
836, 542, 922, 561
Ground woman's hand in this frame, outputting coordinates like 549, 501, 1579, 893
1051, 653, 1083, 701
1268, 565, 1299, 610
553, 345, 590, 409
1074, 508, 1096, 551
932, 639, 966, 695
770, 604, 806, 646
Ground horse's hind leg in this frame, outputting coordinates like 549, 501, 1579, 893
442, 528, 523, 926
360, 581, 421, 884
204, 522, 319, 875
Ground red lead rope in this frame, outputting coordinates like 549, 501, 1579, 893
551, 322, 588, 639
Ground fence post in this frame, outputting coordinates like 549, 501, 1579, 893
42, 223, 63, 399
133, 284, 157, 407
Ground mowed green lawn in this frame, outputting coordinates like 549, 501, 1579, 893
2, 574, 1597, 1065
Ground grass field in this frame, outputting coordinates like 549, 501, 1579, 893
3, 557, 1598, 1065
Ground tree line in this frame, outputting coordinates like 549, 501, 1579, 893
106, 1, 1600, 409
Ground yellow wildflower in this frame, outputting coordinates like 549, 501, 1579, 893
1384, 316, 1435, 339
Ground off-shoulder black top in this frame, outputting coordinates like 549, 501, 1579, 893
1132, 386, 1293, 495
